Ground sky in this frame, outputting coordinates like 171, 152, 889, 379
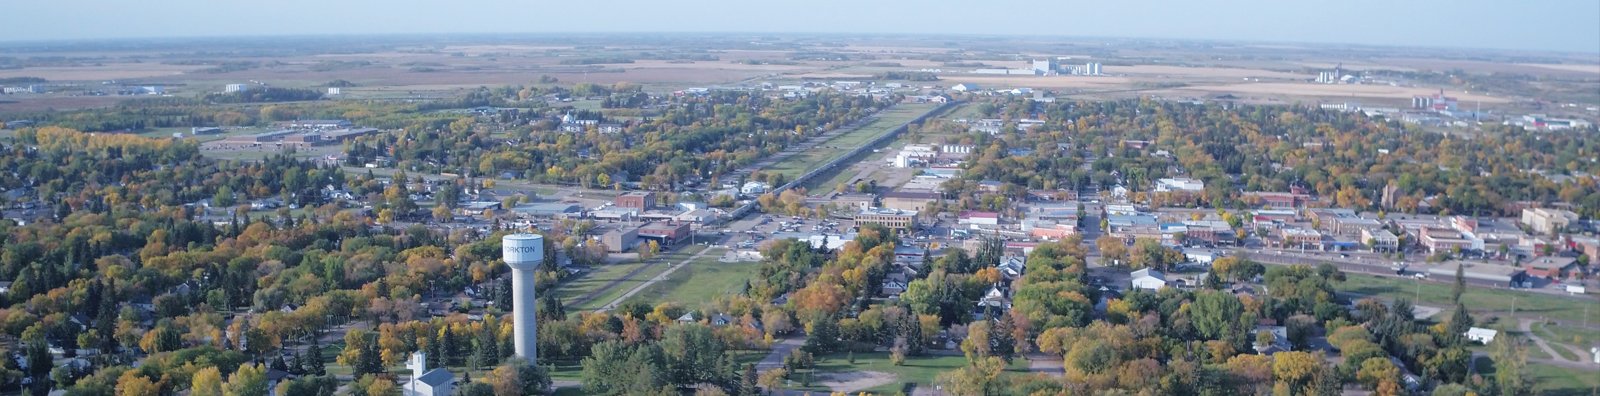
3, 0, 1598, 54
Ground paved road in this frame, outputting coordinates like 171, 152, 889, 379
594, 246, 717, 311
756, 337, 806, 370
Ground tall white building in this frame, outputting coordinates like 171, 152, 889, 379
403, 352, 455, 396
224, 83, 250, 93
502, 234, 544, 362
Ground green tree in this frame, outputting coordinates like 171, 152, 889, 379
1489, 333, 1530, 396
937, 356, 1006, 396
223, 363, 268, 396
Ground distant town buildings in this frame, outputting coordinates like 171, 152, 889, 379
224, 83, 251, 93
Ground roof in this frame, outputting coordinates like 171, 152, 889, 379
960, 211, 999, 219
1131, 268, 1165, 281
416, 367, 454, 386
1465, 327, 1498, 337
881, 191, 941, 200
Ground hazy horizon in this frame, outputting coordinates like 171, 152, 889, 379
4, 0, 1598, 55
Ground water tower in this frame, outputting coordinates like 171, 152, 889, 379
501, 234, 543, 362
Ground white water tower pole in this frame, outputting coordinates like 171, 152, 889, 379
502, 234, 543, 363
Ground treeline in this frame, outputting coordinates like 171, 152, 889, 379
879, 71, 941, 81
204, 87, 324, 104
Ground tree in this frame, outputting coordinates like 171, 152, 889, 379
224, 363, 269, 396
1097, 236, 1128, 265
192, 366, 224, 396
1355, 357, 1399, 391
937, 356, 1006, 396
1451, 263, 1466, 304
1191, 290, 1249, 341
1489, 333, 1530, 396
1271, 351, 1318, 391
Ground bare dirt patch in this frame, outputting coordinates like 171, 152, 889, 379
817, 370, 897, 393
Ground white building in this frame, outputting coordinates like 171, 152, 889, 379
1464, 327, 1498, 344
403, 352, 455, 396
224, 83, 250, 93
741, 181, 771, 195
1130, 268, 1167, 291
1155, 178, 1205, 193
950, 83, 979, 92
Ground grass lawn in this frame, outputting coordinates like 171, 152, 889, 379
623, 248, 758, 308
1336, 274, 1597, 323
560, 245, 710, 310
1533, 320, 1600, 347
1528, 363, 1600, 396
764, 103, 939, 180
553, 261, 648, 302
781, 351, 1028, 394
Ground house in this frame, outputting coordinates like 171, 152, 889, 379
975, 286, 1010, 318
1252, 325, 1291, 355
997, 255, 1026, 280
403, 352, 455, 396
881, 273, 909, 296
1464, 327, 1498, 344
1130, 268, 1167, 291
950, 83, 979, 92
676, 312, 700, 323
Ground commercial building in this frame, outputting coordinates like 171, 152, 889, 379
615, 191, 657, 211
1520, 208, 1579, 236
1130, 268, 1167, 291
512, 202, 583, 218
854, 208, 917, 231
224, 83, 250, 93
637, 222, 692, 246
602, 228, 639, 253
1154, 178, 1205, 193
1362, 228, 1399, 251
1416, 226, 1480, 253
881, 191, 940, 212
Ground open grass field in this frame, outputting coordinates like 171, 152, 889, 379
622, 248, 758, 308
1336, 274, 1598, 323
553, 261, 649, 303
1528, 363, 1600, 396
763, 103, 939, 180
1533, 320, 1600, 349
558, 244, 708, 310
